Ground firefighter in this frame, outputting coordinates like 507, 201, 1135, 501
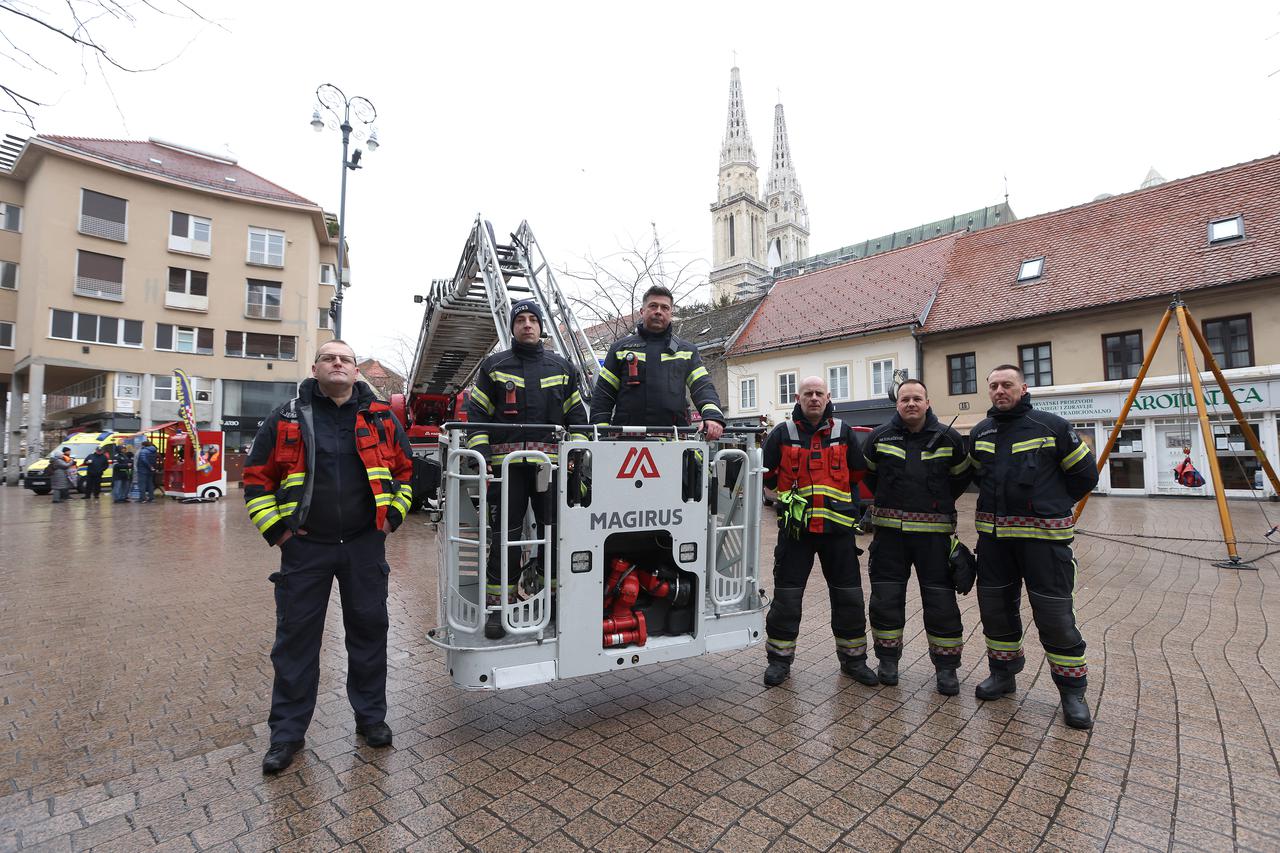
467, 299, 589, 639
244, 340, 414, 773
968, 364, 1098, 729
589, 285, 725, 439
761, 375, 876, 687
863, 379, 973, 695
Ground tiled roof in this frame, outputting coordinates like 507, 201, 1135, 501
729, 233, 959, 356
925, 151, 1280, 334
672, 296, 763, 352
36, 136, 316, 206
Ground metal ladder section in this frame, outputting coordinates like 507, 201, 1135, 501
708, 446, 763, 611
407, 215, 599, 399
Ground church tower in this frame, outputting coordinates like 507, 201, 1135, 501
764, 102, 810, 267
709, 67, 768, 303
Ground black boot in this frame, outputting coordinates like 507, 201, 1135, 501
975, 671, 1017, 700
262, 740, 304, 774
876, 658, 899, 686
936, 668, 959, 696
484, 610, 505, 640
841, 658, 879, 686
1058, 685, 1093, 729
763, 660, 791, 687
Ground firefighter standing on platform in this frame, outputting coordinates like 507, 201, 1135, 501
761, 375, 877, 687
863, 379, 973, 695
589, 285, 725, 439
968, 364, 1098, 729
467, 300, 589, 639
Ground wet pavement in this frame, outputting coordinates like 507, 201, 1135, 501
1, 485, 1278, 851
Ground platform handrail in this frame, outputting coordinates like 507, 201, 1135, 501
496, 450, 555, 637
442, 443, 488, 634
709, 447, 753, 609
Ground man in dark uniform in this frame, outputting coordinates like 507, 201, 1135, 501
761, 375, 876, 687
589, 285, 725, 439
466, 299, 589, 638
244, 339, 415, 773
863, 379, 973, 695
967, 364, 1098, 729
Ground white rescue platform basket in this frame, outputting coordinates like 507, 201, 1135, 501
427, 424, 766, 689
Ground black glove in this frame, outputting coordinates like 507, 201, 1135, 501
948, 536, 977, 595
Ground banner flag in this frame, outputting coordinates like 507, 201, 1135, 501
174, 369, 211, 473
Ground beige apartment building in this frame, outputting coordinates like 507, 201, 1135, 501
921, 152, 1280, 499
1, 136, 341, 483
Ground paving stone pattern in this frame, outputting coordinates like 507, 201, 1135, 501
1, 487, 1278, 851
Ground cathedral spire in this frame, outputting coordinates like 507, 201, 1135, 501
764, 100, 810, 267
767, 103, 796, 196
720, 67, 757, 169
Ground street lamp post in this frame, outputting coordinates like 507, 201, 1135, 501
311, 83, 379, 339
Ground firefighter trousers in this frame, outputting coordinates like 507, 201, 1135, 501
486, 464, 553, 601
868, 528, 963, 669
765, 530, 868, 664
976, 534, 1087, 688
267, 529, 389, 744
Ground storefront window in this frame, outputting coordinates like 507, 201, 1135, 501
1107, 427, 1145, 489
1213, 422, 1262, 490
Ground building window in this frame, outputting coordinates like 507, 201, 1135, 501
870, 358, 895, 398
115, 373, 141, 400
317, 307, 331, 330
1202, 314, 1253, 369
1019, 342, 1053, 387
0, 260, 17, 290
80, 189, 128, 241
245, 279, 282, 320
1108, 427, 1146, 489
0, 202, 21, 232
1017, 257, 1044, 282
320, 263, 337, 285
166, 266, 210, 312
225, 331, 296, 360
778, 371, 796, 405
156, 323, 214, 355
75, 250, 125, 301
1208, 215, 1243, 244
948, 352, 976, 395
247, 226, 284, 267
49, 309, 142, 348
152, 375, 209, 403
1102, 330, 1143, 380
739, 377, 757, 410
827, 364, 850, 400
0, 321, 12, 349
728, 214, 736, 257
170, 211, 212, 256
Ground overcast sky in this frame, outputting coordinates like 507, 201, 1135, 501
10, 1, 1280, 369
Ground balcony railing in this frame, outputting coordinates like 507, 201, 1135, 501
75, 275, 124, 301
47, 374, 106, 415
79, 214, 127, 242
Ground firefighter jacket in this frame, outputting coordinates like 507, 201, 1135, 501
589, 323, 725, 428
864, 409, 973, 534
763, 402, 867, 534
243, 379, 414, 545
967, 393, 1098, 540
465, 341, 589, 464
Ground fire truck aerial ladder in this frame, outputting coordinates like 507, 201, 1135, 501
411, 216, 766, 690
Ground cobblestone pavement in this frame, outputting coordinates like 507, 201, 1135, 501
1, 486, 1278, 852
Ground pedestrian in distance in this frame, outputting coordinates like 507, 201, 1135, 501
112, 443, 134, 503
863, 379, 974, 695
967, 364, 1099, 729
82, 447, 110, 500
48, 447, 74, 503
244, 340, 415, 774
135, 441, 159, 502
466, 299, 589, 639
760, 376, 877, 688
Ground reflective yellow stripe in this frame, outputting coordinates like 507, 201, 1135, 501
986, 638, 1023, 651
467, 433, 489, 448
993, 526, 1075, 540
1061, 442, 1090, 469
599, 367, 619, 389
470, 387, 494, 414
700, 403, 723, 417
835, 636, 867, 648
810, 508, 855, 527
375, 493, 394, 506
687, 365, 708, 385
921, 447, 953, 460
975, 519, 995, 533
252, 509, 281, 532
795, 484, 853, 500
246, 494, 277, 513
927, 635, 963, 647
1046, 652, 1086, 666
901, 520, 956, 533
541, 374, 569, 388
1012, 436, 1056, 453
973, 440, 995, 453
277, 501, 298, 517
366, 467, 391, 480
563, 391, 583, 414
875, 442, 906, 459
282, 473, 306, 488
873, 628, 903, 639
661, 351, 693, 361
949, 456, 972, 476
569, 432, 589, 442
490, 371, 525, 388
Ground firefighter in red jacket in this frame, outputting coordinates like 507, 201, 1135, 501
761, 375, 877, 687
244, 339, 414, 773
